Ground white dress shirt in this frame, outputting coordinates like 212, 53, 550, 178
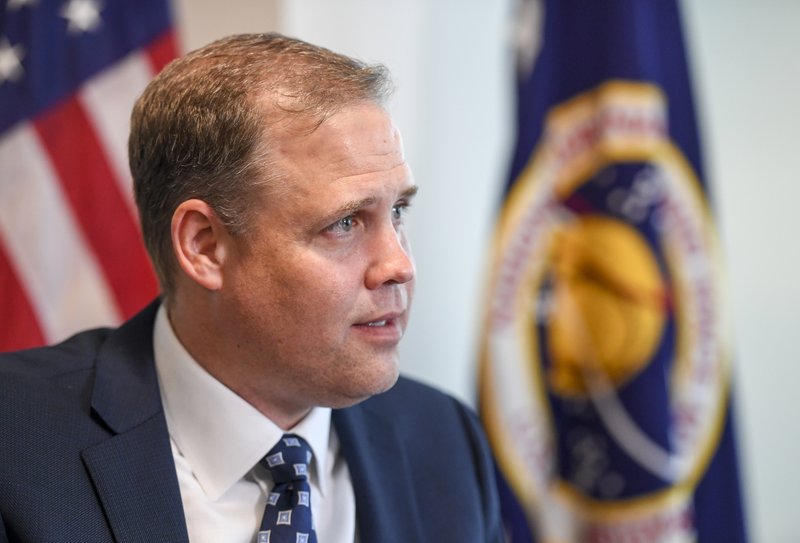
152, 305, 357, 543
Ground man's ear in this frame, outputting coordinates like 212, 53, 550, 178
171, 199, 228, 291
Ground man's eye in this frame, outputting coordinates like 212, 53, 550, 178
392, 203, 410, 222
327, 215, 356, 233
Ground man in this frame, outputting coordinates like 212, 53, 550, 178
0, 33, 503, 542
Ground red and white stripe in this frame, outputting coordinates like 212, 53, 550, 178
0, 32, 177, 352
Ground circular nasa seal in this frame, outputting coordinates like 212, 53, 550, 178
480, 81, 729, 542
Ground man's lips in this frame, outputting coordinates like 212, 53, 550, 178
355, 310, 404, 324
352, 312, 405, 340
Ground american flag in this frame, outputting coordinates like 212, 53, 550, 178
0, 0, 176, 352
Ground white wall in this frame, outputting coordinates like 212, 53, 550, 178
683, 3, 800, 542
172, 1, 798, 541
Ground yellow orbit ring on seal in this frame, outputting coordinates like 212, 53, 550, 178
546, 214, 668, 397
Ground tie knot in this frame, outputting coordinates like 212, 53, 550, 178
262, 434, 313, 485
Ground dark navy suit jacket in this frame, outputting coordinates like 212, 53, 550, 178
0, 302, 503, 542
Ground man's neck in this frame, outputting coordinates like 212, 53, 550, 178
165, 296, 313, 430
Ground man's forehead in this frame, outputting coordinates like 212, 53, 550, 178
273, 103, 406, 177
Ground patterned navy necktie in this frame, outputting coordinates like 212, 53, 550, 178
258, 434, 318, 543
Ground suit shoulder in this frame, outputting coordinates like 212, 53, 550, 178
364, 374, 476, 421
382, 374, 455, 401
0, 327, 112, 379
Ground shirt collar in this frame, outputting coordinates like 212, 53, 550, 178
152, 304, 332, 501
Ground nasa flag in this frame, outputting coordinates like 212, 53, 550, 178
479, 0, 747, 541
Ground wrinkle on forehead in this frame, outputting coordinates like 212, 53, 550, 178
281, 104, 406, 177
316, 114, 404, 171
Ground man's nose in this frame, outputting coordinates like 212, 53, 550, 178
365, 224, 415, 290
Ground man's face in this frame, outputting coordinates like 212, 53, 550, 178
220, 102, 416, 416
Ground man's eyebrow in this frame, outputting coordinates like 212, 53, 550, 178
400, 185, 419, 200
332, 197, 377, 219
328, 185, 419, 220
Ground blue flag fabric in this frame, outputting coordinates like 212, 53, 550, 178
479, 1, 747, 541
0, 0, 172, 133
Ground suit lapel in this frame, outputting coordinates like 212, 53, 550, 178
333, 403, 424, 542
82, 415, 189, 542
84, 301, 189, 543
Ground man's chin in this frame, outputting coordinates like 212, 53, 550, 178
327, 366, 400, 409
